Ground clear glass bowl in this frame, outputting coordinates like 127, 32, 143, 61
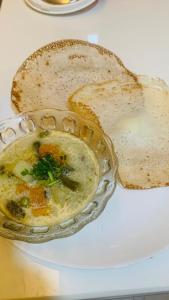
0, 109, 117, 243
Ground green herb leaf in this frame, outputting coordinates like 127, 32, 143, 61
21, 169, 29, 176
39, 131, 50, 138
30, 154, 61, 181
25, 153, 79, 190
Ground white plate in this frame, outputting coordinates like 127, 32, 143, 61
25, 0, 96, 15
15, 185, 169, 269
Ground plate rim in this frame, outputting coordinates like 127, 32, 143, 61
13, 236, 169, 270
24, 0, 97, 15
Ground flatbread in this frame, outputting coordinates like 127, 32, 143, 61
11, 39, 137, 112
69, 76, 169, 189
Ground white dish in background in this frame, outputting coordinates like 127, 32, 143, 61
25, 0, 96, 15
15, 185, 169, 269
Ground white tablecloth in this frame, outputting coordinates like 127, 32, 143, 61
1, 0, 169, 299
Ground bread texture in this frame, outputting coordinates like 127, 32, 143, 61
69, 76, 169, 189
11, 39, 136, 112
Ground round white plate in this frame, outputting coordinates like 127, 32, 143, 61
25, 0, 96, 15
15, 185, 169, 269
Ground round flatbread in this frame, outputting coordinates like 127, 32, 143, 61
11, 39, 137, 112
69, 75, 169, 189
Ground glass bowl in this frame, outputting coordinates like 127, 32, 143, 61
0, 109, 117, 243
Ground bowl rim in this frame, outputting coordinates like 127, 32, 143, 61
0, 107, 118, 168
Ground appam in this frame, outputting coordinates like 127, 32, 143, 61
69, 76, 169, 189
11, 39, 137, 112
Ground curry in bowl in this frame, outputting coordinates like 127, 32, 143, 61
0, 109, 117, 242
0, 129, 99, 226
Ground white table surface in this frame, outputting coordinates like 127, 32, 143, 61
1, 0, 169, 299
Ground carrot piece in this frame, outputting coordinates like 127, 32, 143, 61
16, 183, 29, 194
32, 207, 50, 217
16, 183, 50, 217
29, 186, 47, 208
39, 144, 64, 161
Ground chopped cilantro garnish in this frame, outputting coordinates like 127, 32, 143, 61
30, 154, 61, 182
21, 153, 78, 190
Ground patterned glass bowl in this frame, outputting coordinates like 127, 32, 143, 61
0, 109, 117, 243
